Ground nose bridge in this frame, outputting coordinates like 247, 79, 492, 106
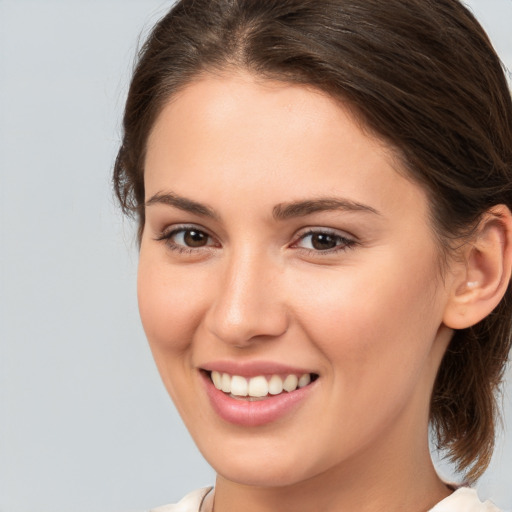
206, 243, 287, 346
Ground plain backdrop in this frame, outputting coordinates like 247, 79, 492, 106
0, 1, 511, 511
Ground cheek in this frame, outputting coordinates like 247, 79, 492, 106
137, 254, 213, 418
137, 255, 208, 355
291, 248, 444, 387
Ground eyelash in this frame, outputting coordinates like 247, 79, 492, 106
155, 225, 357, 256
155, 225, 218, 255
292, 229, 358, 254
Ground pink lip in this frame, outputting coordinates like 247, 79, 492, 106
200, 368, 317, 427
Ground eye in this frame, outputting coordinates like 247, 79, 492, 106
156, 225, 218, 252
173, 228, 210, 248
293, 229, 356, 252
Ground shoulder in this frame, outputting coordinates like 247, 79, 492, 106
149, 487, 214, 512
429, 487, 502, 512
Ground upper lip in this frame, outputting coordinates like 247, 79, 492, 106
199, 360, 317, 377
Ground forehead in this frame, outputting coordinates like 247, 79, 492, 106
144, 72, 428, 221
146, 72, 359, 157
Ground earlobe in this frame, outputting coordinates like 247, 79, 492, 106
443, 205, 512, 330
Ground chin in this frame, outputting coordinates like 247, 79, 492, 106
214, 459, 309, 488
194, 434, 325, 488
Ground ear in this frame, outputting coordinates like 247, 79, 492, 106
443, 205, 512, 330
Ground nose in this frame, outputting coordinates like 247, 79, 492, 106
204, 249, 289, 347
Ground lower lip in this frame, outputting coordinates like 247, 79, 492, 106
201, 372, 316, 427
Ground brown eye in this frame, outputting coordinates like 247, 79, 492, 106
310, 233, 338, 250
183, 229, 208, 247
294, 230, 356, 253
158, 226, 216, 251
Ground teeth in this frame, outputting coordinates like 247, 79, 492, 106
283, 374, 299, 392
298, 373, 311, 388
248, 376, 268, 397
210, 372, 313, 397
221, 373, 231, 393
268, 375, 284, 395
211, 370, 222, 390
230, 375, 248, 397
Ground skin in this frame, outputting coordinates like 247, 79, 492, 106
138, 72, 459, 512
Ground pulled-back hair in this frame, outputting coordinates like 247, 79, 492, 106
113, 0, 512, 482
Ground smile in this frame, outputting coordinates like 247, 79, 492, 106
210, 371, 315, 399
201, 367, 319, 427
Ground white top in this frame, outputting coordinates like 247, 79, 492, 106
430, 487, 501, 512
149, 486, 502, 512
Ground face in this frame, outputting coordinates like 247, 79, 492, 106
139, 72, 454, 488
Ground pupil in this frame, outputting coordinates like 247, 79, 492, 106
184, 230, 207, 247
312, 233, 337, 250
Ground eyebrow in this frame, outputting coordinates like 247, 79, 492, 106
145, 192, 218, 219
145, 192, 380, 220
272, 198, 380, 220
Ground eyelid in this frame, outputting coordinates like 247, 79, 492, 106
155, 223, 220, 251
291, 227, 358, 252
154, 223, 357, 255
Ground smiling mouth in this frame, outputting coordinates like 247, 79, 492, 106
206, 371, 319, 400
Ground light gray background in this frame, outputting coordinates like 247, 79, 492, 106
0, 1, 511, 511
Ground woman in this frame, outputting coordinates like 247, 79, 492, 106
114, 0, 512, 510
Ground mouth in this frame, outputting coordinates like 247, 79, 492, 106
206, 370, 319, 401
199, 362, 320, 426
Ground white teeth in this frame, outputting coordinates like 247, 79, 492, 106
221, 373, 231, 393
230, 375, 248, 397
298, 373, 311, 388
211, 371, 222, 390
268, 374, 284, 395
283, 374, 299, 392
248, 376, 269, 397
210, 371, 315, 397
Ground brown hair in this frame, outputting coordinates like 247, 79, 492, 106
114, 0, 512, 482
